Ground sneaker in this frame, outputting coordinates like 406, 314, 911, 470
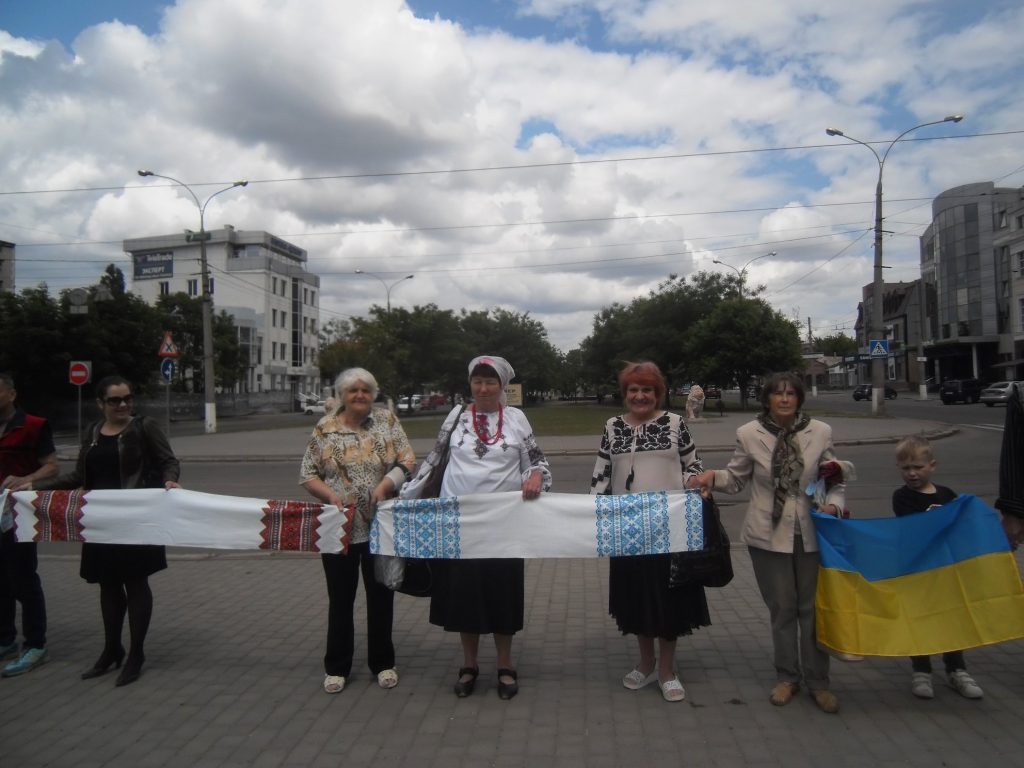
947, 669, 983, 699
1, 647, 48, 677
0, 642, 19, 662
911, 672, 934, 699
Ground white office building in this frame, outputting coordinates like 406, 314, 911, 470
124, 227, 320, 395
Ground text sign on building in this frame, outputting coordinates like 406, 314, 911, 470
133, 252, 174, 280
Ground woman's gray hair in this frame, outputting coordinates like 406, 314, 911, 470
333, 368, 379, 412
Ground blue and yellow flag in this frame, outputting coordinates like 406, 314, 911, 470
813, 495, 1024, 657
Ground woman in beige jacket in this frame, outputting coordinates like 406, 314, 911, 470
688, 372, 846, 714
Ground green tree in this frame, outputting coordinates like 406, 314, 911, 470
686, 298, 803, 406
579, 271, 737, 402
812, 332, 858, 358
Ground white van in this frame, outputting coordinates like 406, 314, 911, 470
397, 395, 422, 414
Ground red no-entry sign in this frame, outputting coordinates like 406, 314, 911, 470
69, 360, 92, 386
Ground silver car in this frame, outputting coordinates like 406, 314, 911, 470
980, 381, 1018, 407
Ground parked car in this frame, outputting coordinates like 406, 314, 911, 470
397, 395, 423, 414
704, 385, 722, 399
939, 378, 983, 405
852, 384, 897, 401
980, 381, 1019, 407
303, 400, 326, 415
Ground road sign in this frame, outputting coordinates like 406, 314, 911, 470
868, 339, 890, 358
69, 360, 91, 386
160, 358, 177, 384
158, 330, 180, 358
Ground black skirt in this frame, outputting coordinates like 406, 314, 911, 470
429, 558, 524, 635
80, 542, 167, 584
608, 553, 710, 640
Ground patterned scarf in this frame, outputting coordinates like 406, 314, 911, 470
757, 412, 810, 524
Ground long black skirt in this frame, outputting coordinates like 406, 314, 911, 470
429, 558, 524, 635
608, 553, 710, 640
80, 542, 167, 584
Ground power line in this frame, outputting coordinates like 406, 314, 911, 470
3, 130, 1020, 197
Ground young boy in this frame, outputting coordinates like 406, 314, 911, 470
893, 435, 983, 700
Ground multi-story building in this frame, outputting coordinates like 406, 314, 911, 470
124, 227, 320, 396
920, 182, 1024, 383
854, 182, 1024, 388
854, 280, 925, 387
0, 240, 14, 293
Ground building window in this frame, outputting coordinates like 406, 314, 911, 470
1017, 214, 1024, 230
208, 278, 214, 295
997, 210, 1008, 228
272, 277, 277, 294
1020, 298, 1024, 330
1017, 251, 1024, 273
304, 288, 308, 304
311, 290, 316, 306
158, 281, 170, 296
187, 279, 198, 296
272, 309, 277, 326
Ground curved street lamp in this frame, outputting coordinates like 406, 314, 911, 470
824, 115, 963, 415
354, 270, 414, 314
713, 250, 776, 298
137, 170, 248, 434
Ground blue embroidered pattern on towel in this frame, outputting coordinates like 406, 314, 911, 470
596, 491, 670, 556
390, 497, 461, 558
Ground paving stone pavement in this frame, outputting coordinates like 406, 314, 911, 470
3, 546, 1024, 768
9, 412, 1021, 767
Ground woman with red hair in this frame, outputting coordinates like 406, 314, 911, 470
590, 361, 710, 702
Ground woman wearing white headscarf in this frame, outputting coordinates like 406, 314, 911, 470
402, 355, 551, 700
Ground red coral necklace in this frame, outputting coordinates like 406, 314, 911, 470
471, 404, 504, 445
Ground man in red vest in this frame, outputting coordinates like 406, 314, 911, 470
0, 373, 58, 676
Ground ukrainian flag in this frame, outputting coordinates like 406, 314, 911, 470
814, 495, 1024, 657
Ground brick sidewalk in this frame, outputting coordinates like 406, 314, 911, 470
2, 550, 1023, 767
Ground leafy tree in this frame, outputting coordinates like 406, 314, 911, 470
579, 271, 737, 403
812, 332, 858, 358
686, 298, 803, 406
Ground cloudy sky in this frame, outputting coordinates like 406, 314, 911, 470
2, 0, 1023, 352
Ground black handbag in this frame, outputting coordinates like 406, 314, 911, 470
668, 495, 733, 589
383, 405, 465, 597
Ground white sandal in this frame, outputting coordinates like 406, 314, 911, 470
323, 674, 345, 694
377, 668, 399, 689
622, 667, 658, 690
660, 676, 685, 702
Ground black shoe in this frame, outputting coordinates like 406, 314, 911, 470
497, 668, 518, 700
453, 666, 478, 698
81, 647, 125, 680
115, 654, 144, 687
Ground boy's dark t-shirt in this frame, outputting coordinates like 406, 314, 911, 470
892, 484, 957, 517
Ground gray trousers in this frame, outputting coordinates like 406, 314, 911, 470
748, 535, 830, 690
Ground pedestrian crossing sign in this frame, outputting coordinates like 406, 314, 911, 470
869, 339, 889, 358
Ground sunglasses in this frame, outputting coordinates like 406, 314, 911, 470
103, 395, 134, 407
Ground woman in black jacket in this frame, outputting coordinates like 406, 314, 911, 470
34, 375, 180, 686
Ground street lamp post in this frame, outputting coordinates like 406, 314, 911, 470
353, 270, 414, 314
713, 251, 777, 297
138, 170, 248, 434
825, 115, 963, 416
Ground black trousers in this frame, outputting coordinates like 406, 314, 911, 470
911, 651, 966, 674
321, 542, 394, 678
0, 530, 46, 649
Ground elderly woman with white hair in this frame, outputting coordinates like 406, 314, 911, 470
300, 367, 416, 695
403, 355, 551, 700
